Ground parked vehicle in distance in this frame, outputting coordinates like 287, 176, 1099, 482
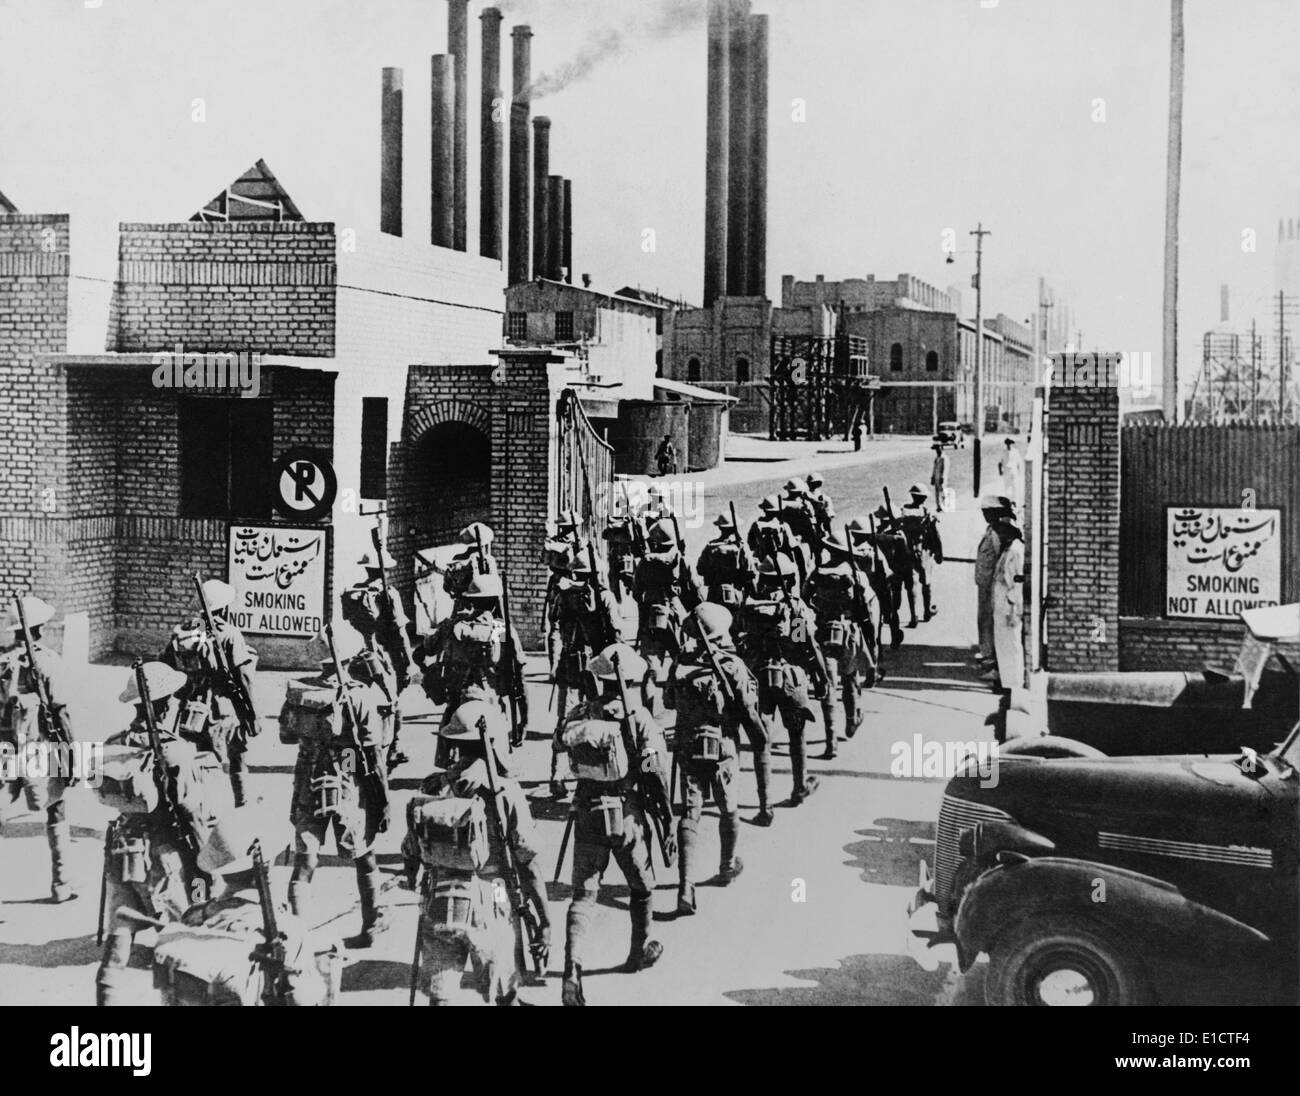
907, 721, 1300, 1005
933, 420, 965, 449
993, 603, 1299, 758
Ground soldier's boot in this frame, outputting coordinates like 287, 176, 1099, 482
48, 822, 76, 904
717, 812, 744, 884
561, 958, 586, 1007
820, 696, 838, 760
905, 585, 919, 628
751, 746, 774, 827
96, 930, 133, 1006
289, 877, 311, 919
624, 894, 663, 971
676, 821, 697, 916
344, 859, 387, 949
229, 771, 247, 809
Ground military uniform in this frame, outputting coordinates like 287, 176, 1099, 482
1, 596, 77, 903
899, 485, 942, 624
555, 644, 673, 1006
806, 542, 879, 757
736, 559, 828, 804
162, 579, 258, 807
401, 703, 549, 1006
751, 496, 811, 585
95, 662, 230, 1005
601, 513, 640, 604
804, 472, 836, 544
633, 522, 700, 672
288, 653, 392, 950
667, 604, 765, 915
697, 513, 754, 608
865, 511, 913, 641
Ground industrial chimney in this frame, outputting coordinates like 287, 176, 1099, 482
430, 55, 456, 248
562, 178, 573, 284
546, 174, 565, 281
380, 67, 404, 236
1220, 283, 1230, 324
703, 0, 730, 307
725, 0, 753, 297
533, 116, 552, 281
479, 7, 504, 261
447, 0, 469, 252
745, 13, 768, 297
508, 25, 532, 286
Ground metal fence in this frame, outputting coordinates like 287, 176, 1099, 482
1119, 423, 1300, 615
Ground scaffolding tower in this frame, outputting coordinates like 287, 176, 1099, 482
1188, 292, 1298, 423
764, 333, 878, 441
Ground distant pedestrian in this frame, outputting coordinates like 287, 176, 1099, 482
989, 515, 1025, 692
655, 435, 677, 477
999, 438, 1024, 508
974, 497, 1008, 670
929, 443, 949, 507
852, 422, 863, 451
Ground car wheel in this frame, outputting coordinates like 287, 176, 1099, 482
985, 915, 1153, 1006
1000, 736, 1107, 760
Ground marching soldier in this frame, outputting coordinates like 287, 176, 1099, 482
803, 472, 835, 543
736, 557, 827, 806
749, 495, 796, 561
341, 543, 417, 771
899, 485, 942, 624
667, 604, 765, 915
869, 506, 917, 634
633, 520, 700, 676
808, 537, 879, 758
778, 478, 820, 553
162, 579, 259, 807
1, 596, 78, 903
288, 643, 392, 950
554, 643, 674, 1006
420, 573, 528, 743
401, 700, 550, 1006
601, 505, 640, 604
546, 550, 620, 797
696, 512, 755, 607
637, 484, 674, 543
847, 516, 904, 651
95, 661, 229, 1005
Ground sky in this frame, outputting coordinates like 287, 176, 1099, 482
2, 0, 1298, 407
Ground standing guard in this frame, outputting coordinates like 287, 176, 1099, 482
666, 604, 765, 915
401, 701, 550, 1006
736, 557, 827, 806
554, 643, 674, 1005
2, 595, 78, 902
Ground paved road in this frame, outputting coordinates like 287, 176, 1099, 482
0, 437, 1004, 1006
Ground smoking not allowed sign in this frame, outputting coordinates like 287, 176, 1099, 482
227, 524, 329, 638
1165, 506, 1283, 620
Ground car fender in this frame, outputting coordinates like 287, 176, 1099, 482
999, 735, 1108, 760
954, 857, 1271, 973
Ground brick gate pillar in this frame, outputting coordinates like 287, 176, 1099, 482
1044, 366, 1121, 671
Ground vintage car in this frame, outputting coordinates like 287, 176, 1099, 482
932, 420, 966, 449
993, 603, 1299, 758
907, 721, 1300, 1005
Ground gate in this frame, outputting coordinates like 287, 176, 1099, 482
556, 388, 614, 551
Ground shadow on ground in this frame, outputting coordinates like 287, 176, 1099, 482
724, 952, 985, 1006
0, 934, 101, 969
844, 817, 936, 888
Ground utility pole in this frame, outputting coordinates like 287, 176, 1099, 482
1162, 0, 1186, 422
1281, 291, 1289, 423
1251, 319, 1259, 420
971, 222, 991, 495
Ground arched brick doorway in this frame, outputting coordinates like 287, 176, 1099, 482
407, 419, 491, 547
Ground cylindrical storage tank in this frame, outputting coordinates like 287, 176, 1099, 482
687, 401, 723, 471
614, 401, 690, 476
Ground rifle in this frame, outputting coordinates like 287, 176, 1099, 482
728, 501, 756, 596
476, 715, 545, 978
587, 542, 619, 648
97, 819, 113, 945
499, 571, 526, 749
867, 514, 888, 651
192, 575, 258, 741
133, 658, 208, 895
371, 520, 416, 678
844, 523, 869, 626
324, 625, 389, 833
249, 838, 296, 1006
14, 595, 77, 786
611, 651, 675, 869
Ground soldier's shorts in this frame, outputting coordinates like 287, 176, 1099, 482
3, 773, 66, 817
418, 875, 517, 1004
570, 799, 653, 902
757, 666, 816, 723
291, 760, 371, 859
680, 749, 739, 822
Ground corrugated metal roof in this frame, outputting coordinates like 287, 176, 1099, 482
653, 378, 739, 403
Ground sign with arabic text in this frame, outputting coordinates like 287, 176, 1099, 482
227, 524, 329, 638
1166, 506, 1282, 621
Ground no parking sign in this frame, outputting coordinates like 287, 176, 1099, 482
272, 447, 337, 523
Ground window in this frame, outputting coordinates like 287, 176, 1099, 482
179, 398, 274, 519
890, 342, 903, 372
925, 350, 939, 372
736, 357, 750, 384
506, 311, 527, 342
360, 397, 388, 499
687, 357, 701, 383
554, 310, 574, 341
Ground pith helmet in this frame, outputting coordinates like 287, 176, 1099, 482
358, 547, 396, 569
589, 642, 648, 683
440, 700, 512, 772
119, 661, 188, 704
806, 471, 824, 488
198, 579, 235, 612
908, 484, 928, 500
459, 522, 495, 546
782, 478, 805, 496
646, 521, 675, 549
714, 513, 735, 530
464, 573, 503, 600
556, 510, 581, 530
5, 595, 56, 630
689, 602, 733, 643
757, 555, 798, 582
758, 495, 779, 513
1004, 437, 1015, 447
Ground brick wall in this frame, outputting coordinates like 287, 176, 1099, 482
108, 221, 336, 356
1044, 385, 1121, 671
1119, 617, 1300, 672
0, 213, 69, 618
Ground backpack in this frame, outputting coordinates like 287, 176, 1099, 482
809, 570, 855, 620
449, 618, 504, 670
407, 794, 492, 873
167, 623, 218, 677
561, 719, 630, 783
278, 681, 343, 746
672, 664, 725, 725
742, 598, 789, 639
